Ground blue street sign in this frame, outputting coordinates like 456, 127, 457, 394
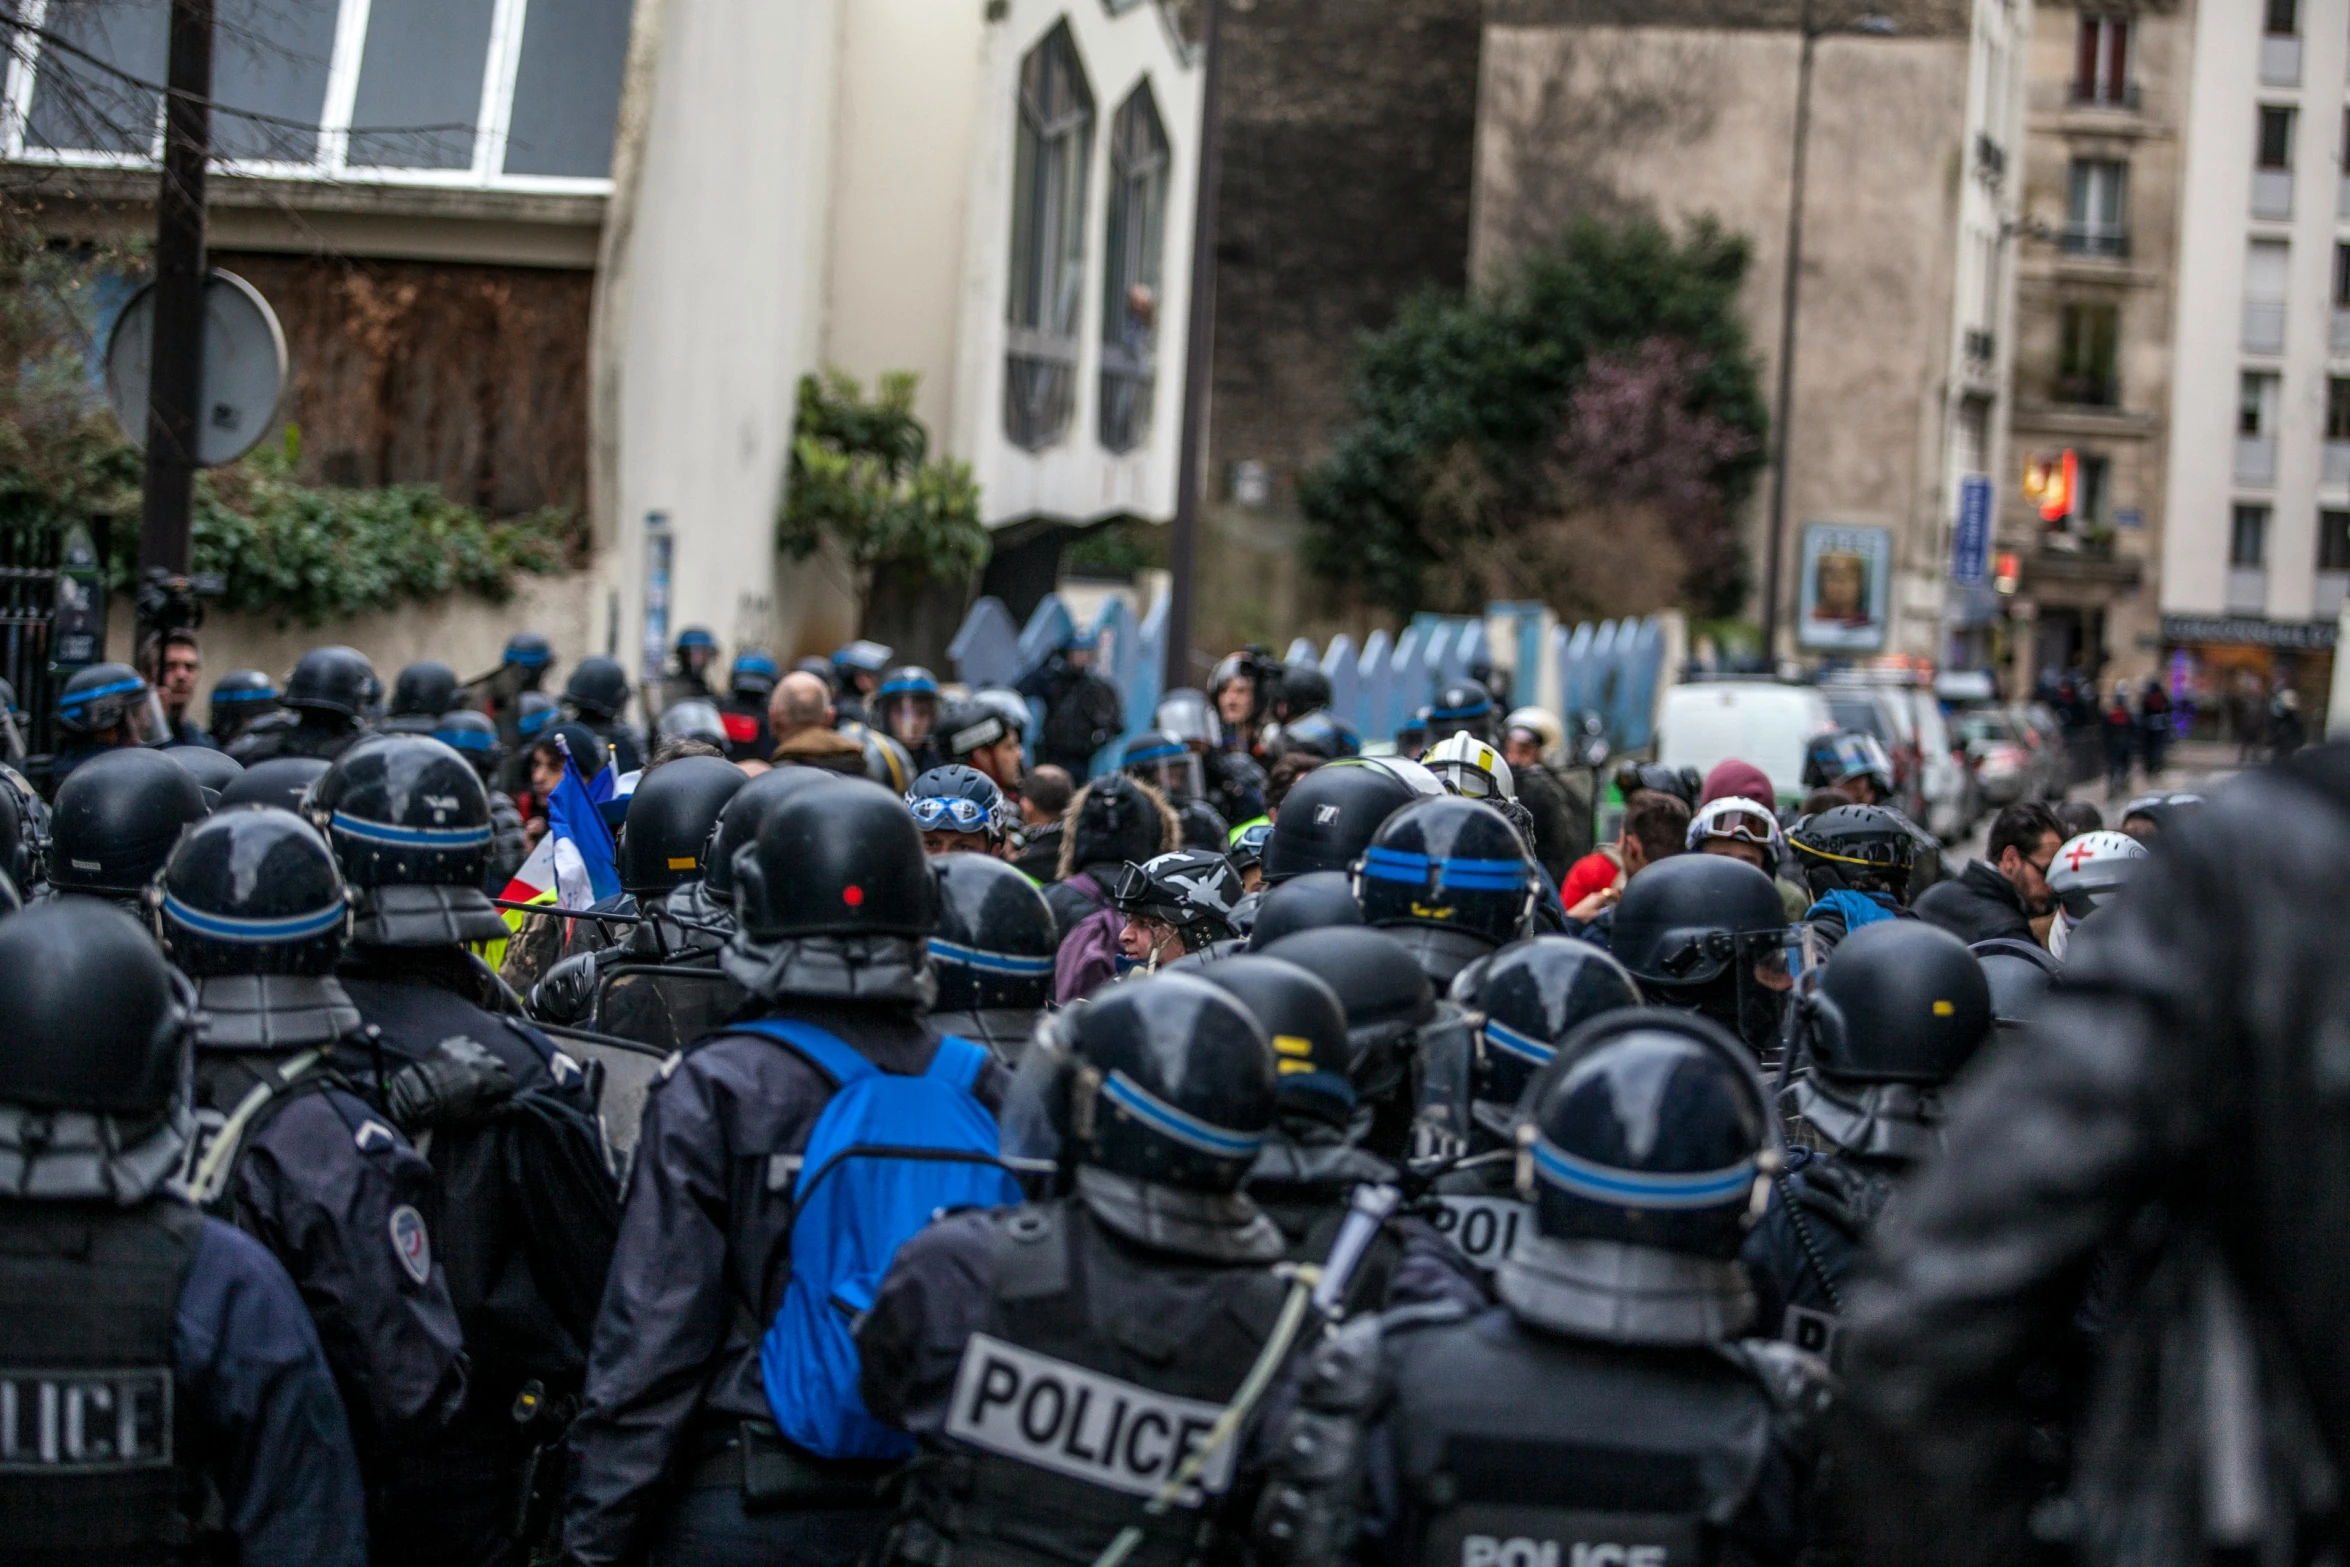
1952, 474, 1993, 586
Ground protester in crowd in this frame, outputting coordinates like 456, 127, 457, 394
143, 627, 213, 746
1012, 764, 1074, 881
1263, 750, 1323, 819
768, 670, 867, 773
1560, 788, 1690, 921
1914, 801, 2064, 945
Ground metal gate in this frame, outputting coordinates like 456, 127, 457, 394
0, 525, 62, 771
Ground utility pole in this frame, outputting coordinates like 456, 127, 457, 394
137, 0, 214, 631
1759, 0, 1816, 664
1163, 0, 1224, 692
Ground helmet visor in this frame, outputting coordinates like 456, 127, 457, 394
127, 689, 172, 747
886, 695, 934, 742
1130, 752, 1203, 803
998, 1012, 1081, 1183
1428, 760, 1501, 800
909, 794, 994, 833
1411, 1009, 1478, 1161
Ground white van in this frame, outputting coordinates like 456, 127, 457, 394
1657, 682, 1837, 812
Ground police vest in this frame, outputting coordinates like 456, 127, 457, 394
1246, 1138, 1400, 1317
0, 1197, 208, 1564
894, 1199, 1292, 1567
1383, 1309, 1777, 1567
1428, 1158, 1533, 1279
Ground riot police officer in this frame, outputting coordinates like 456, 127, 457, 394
318, 734, 614, 1567
228, 645, 378, 764
876, 665, 945, 774
164, 741, 243, 806
1414, 937, 1644, 1286
219, 754, 330, 815
562, 655, 646, 775
1254, 1008, 1829, 1567
155, 808, 471, 1559
207, 667, 282, 750
46, 746, 209, 906
435, 708, 530, 889
1609, 853, 1797, 1060
49, 660, 170, 788
564, 781, 997, 1566
927, 850, 1057, 1062
1427, 679, 1498, 746
1244, 869, 1364, 949
1743, 920, 1991, 1363
717, 647, 780, 762
1260, 759, 1432, 886
938, 695, 1026, 797
859, 975, 1304, 1567
0, 899, 368, 1563
1970, 935, 2059, 1035
1785, 803, 1921, 950
1352, 795, 1542, 990
384, 660, 460, 735
1256, 926, 1437, 1169
0, 761, 41, 896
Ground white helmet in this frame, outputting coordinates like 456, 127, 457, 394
1687, 795, 1784, 874
2046, 830, 2146, 919
1501, 705, 1564, 751
1420, 730, 1516, 801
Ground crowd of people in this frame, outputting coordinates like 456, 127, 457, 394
0, 621, 2337, 1567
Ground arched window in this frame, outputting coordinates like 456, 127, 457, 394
1004, 25, 1095, 451
1099, 84, 1169, 454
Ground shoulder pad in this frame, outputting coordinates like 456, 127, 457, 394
1723, 1337, 1837, 1433
318, 1086, 409, 1156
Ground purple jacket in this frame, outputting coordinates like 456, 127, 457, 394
1052, 875, 1124, 1004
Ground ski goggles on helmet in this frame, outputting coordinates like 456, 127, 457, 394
1689, 798, 1781, 853
908, 794, 994, 834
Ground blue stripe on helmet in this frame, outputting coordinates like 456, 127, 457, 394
211, 686, 277, 705
1358, 846, 1532, 892
435, 729, 495, 752
329, 811, 493, 850
161, 891, 346, 943
736, 652, 778, 676
1101, 1070, 1266, 1160
1429, 697, 1492, 720
1124, 740, 1187, 766
59, 677, 145, 711
879, 674, 939, 697
1530, 1134, 1755, 1211
926, 937, 1055, 977
517, 708, 555, 737
1482, 1018, 1555, 1068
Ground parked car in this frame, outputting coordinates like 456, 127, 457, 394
1955, 706, 2062, 805
1658, 681, 1837, 814
1822, 671, 1977, 840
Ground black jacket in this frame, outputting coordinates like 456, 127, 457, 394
1838, 748, 2350, 1567
1912, 858, 2035, 945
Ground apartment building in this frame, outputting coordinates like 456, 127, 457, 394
1472, 0, 2027, 664
2163, 0, 2343, 727
2002, 0, 2191, 697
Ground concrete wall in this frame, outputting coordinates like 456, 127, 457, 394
949, 0, 1201, 529
607, 0, 850, 680
1473, 13, 1976, 658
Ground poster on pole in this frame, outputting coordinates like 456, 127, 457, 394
1797, 523, 1892, 652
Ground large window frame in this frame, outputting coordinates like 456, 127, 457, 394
1097, 81, 1168, 456
2064, 158, 2130, 257
0, 0, 629, 194
2072, 15, 2132, 108
1003, 22, 1095, 453
2055, 300, 2120, 406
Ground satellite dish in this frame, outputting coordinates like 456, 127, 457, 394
104, 269, 288, 468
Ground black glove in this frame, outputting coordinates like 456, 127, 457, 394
385, 1036, 516, 1132
529, 951, 601, 1024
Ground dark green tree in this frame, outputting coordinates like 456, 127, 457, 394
1300, 217, 1767, 622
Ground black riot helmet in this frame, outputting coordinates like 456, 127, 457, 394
390, 660, 459, 719
1257, 926, 1435, 1125
1352, 795, 1539, 986
1111, 848, 1246, 952
0, 775, 25, 892
729, 648, 781, 701
1970, 936, 2060, 1034
165, 744, 244, 807
284, 645, 379, 721
1428, 680, 1496, 743
938, 699, 1016, 765
0, 869, 18, 920
1788, 921, 1992, 1163
57, 661, 169, 743
309, 735, 493, 891
564, 655, 631, 722
432, 709, 504, 782
1005, 974, 1277, 1193
1513, 1011, 1771, 1339
50, 747, 209, 899
153, 808, 351, 978
1459, 937, 1644, 1131
0, 898, 192, 1117
1195, 954, 1355, 1126
733, 779, 938, 940
1277, 665, 1332, 720
929, 851, 1057, 1013
502, 631, 553, 680
1176, 799, 1230, 851
1610, 853, 1793, 1055
1123, 730, 1204, 803
1244, 869, 1363, 949
618, 754, 746, 898
219, 755, 329, 815
1786, 803, 1918, 901
1261, 760, 1422, 884
703, 765, 840, 901
207, 668, 280, 731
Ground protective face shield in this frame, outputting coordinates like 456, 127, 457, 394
885, 694, 935, 745
657, 699, 729, 746
999, 1010, 1081, 1188
1154, 688, 1217, 748
1124, 746, 1204, 804
1420, 731, 1516, 802
1410, 1004, 1483, 1161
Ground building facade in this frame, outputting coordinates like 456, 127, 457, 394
2162, 0, 2343, 729
2001, 0, 2190, 699
1470, 0, 2027, 666
3, 0, 1198, 687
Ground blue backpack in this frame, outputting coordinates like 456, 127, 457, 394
736, 1019, 1024, 1461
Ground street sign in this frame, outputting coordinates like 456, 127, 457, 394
104, 269, 286, 468
1952, 474, 1992, 585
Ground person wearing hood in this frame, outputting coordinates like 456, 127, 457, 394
1045, 773, 1177, 1002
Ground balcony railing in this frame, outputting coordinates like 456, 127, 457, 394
2236, 434, 2279, 485
2253, 169, 2294, 220
2260, 34, 2303, 86
2068, 80, 2143, 111
2245, 300, 2287, 354
2227, 566, 2270, 614
2061, 226, 2130, 259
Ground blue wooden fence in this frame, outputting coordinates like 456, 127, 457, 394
945, 594, 1670, 774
